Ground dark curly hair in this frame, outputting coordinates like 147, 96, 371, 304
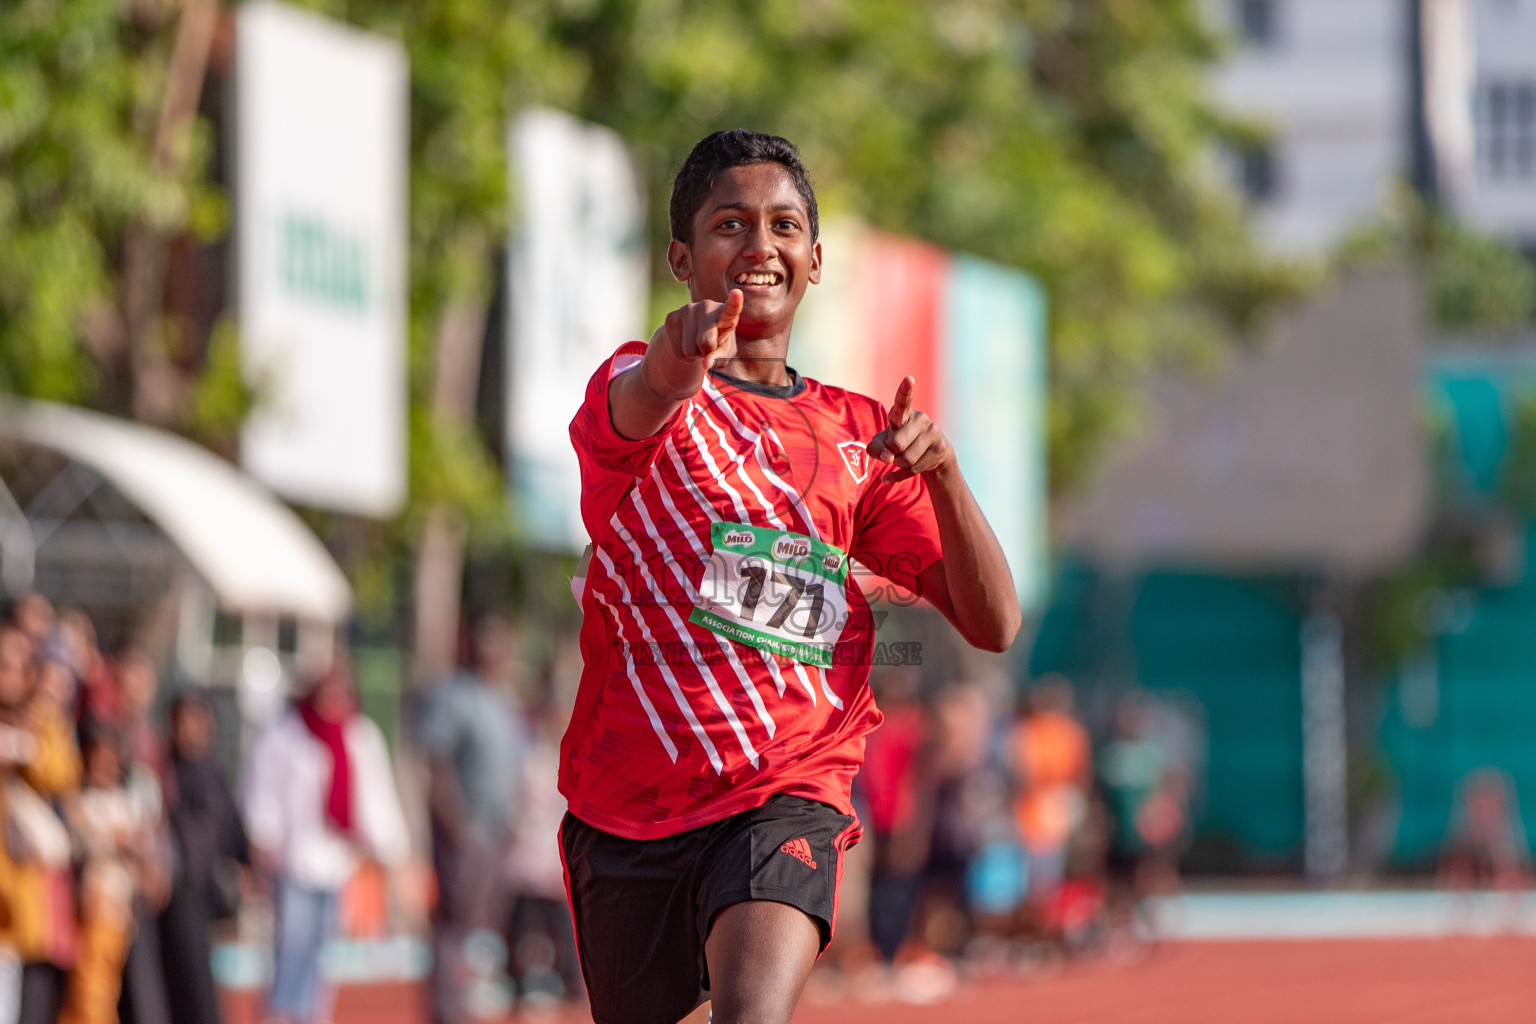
668, 130, 819, 244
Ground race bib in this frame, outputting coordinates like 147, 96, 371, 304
690, 523, 851, 667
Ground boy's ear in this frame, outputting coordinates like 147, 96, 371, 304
666, 240, 692, 283
808, 240, 823, 286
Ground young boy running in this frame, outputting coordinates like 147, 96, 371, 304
562, 130, 1021, 1024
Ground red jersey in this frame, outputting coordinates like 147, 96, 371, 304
562, 342, 943, 840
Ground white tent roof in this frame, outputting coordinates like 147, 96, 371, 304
0, 400, 352, 622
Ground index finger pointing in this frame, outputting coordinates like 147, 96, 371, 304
889, 376, 915, 429
713, 289, 745, 335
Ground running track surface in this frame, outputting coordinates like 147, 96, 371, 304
220, 938, 1536, 1024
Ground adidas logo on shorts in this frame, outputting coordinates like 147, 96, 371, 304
780, 836, 817, 869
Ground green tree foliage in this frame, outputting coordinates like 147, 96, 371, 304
1, 0, 163, 400
1430, 230, 1536, 331
1339, 185, 1536, 335
2, 0, 1301, 514
1346, 195, 1536, 670
0, 0, 233, 426
288, 0, 584, 547
553, 0, 1307, 488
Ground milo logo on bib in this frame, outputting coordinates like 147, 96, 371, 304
691, 522, 853, 668
772, 536, 812, 564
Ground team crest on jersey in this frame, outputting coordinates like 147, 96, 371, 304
836, 440, 869, 484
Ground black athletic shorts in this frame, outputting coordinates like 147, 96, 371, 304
559, 793, 861, 1024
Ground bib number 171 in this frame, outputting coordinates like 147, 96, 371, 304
690, 523, 851, 668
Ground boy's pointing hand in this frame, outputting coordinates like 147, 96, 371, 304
642, 290, 744, 401
866, 376, 955, 481
669, 288, 742, 370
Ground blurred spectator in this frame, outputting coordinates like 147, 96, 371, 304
1439, 768, 1531, 893
918, 683, 1003, 960
242, 662, 408, 1024
1009, 677, 1091, 921
160, 692, 249, 1024
1099, 693, 1186, 943
859, 669, 931, 964
58, 610, 118, 728
418, 616, 527, 1024
36, 656, 78, 729
60, 724, 159, 1024
502, 675, 582, 1010
0, 619, 82, 1024
110, 648, 171, 1024
9, 596, 54, 651
114, 650, 169, 780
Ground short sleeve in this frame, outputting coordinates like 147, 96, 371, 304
849, 469, 944, 594
569, 342, 686, 538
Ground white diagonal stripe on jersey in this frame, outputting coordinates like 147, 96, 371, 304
815, 664, 844, 709
592, 544, 722, 773
642, 460, 783, 719
694, 396, 841, 709
760, 648, 788, 697
701, 378, 821, 540
664, 439, 813, 707
792, 660, 842, 711
692, 404, 788, 531
675, 415, 826, 709
664, 437, 723, 533
627, 480, 777, 739
590, 584, 679, 762
609, 514, 761, 767
697, 390, 847, 712
683, 404, 755, 525
696, 391, 840, 710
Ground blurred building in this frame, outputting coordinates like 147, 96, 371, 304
1209, 0, 1536, 253
1458, 0, 1536, 240
1044, 272, 1426, 877
1053, 2, 1536, 879
1210, 0, 1409, 254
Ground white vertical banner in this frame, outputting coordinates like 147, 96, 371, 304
507, 109, 648, 550
944, 256, 1050, 609
236, 0, 408, 516
1423, 0, 1477, 206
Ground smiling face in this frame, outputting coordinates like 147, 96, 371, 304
667, 162, 821, 348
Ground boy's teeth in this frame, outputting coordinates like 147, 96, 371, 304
736, 273, 778, 285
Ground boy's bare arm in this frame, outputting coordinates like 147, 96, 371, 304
867, 377, 1023, 653
608, 289, 743, 441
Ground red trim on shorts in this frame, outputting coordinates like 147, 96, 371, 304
557, 819, 587, 980
827, 818, 864, 947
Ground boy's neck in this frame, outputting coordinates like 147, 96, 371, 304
717, 335, 792, 386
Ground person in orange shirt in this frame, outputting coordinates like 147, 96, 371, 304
60, 725, 156, 1024
1009, 677, 1091, 915
0, 619, 83, 1024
